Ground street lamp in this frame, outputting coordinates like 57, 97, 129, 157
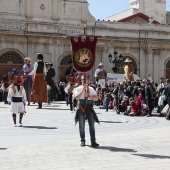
108, 51, 124, 73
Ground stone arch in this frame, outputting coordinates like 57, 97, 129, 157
165, 57, 170, 80
0, 48, 25, 63
116, 53, 138, 74
60, 54, 72, 65
57, 51, 72, 64
0, 49, 25, 81
58, 51, 72, 82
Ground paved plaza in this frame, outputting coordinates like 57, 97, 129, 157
0, 101, 170, 170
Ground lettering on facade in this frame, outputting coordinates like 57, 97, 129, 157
58, 29, 83, 35
0, 24, 83, 35
0, 24, 26, 31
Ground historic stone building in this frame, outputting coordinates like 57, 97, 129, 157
0, 0, 170, 83
107, 0, 166, 24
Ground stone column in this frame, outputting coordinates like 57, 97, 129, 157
52, 0, 59, 20
25, 0, 33, 18
152, 49, 162, 83
146, 49, 154, 80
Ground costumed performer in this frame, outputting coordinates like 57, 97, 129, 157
28, 53, 47, 109
7, 68, 27, 127
94, 62, 107, 88
124, 58, 134, 82
45, 62, 56, 101
64, 60, 77, 82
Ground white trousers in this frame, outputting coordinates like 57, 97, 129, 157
97, 79, 106, 88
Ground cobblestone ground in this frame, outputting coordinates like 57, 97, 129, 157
0, 101, 170, 170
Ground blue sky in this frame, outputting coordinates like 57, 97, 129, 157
87, 0, 170, 20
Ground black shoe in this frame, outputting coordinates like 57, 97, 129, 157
37, 107, 42, 109
91, 142, 99, 148
80, 141, 85, 147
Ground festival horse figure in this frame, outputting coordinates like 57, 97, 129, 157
7, 68, 27, 127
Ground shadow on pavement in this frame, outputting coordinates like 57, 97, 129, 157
0, 148, 8, 150
89, 146, 137, 152
99, 120, 123, 123
132, 153, 170, 159
22, 126, 58, 129
41, 108, 69, 110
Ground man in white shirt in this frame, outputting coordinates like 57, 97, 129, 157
74, 74, 99, 147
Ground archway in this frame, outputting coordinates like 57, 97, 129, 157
0, 51, 24, 81
59, 54, 72, 82
165, 59, 170, 80
115, 56, 137, 74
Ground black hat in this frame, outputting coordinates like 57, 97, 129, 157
3, 75, 9, 82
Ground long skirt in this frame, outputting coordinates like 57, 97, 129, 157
30, 74, 47, 103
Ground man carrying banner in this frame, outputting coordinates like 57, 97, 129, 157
71, 36, 99, 147
74, 74, 99, 147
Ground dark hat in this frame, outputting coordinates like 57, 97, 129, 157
3, 75, 8, 82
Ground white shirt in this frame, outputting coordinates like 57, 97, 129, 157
29, 60, 47, 75
74, 85, 97, 100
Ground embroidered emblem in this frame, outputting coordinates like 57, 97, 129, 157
75, 48, 93, 67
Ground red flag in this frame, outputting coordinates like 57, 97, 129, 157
71, 36, 97, 72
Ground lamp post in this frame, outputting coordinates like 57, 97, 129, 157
108, 51, 124, 73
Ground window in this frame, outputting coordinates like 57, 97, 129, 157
0, 51, 24, 64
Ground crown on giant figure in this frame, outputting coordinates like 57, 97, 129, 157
11, 68, 24, 75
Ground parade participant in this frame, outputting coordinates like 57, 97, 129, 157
74, 74, 99, 147
65, 60, 77, 82
28, 53, 47, 109
124, 58, 134, 82
94, 62, 107, 88
7, 68, 27, 126
22, 57, 33, 106
45, 62, 56, 101
0, 75, 10, 104
64, 73, 76, 112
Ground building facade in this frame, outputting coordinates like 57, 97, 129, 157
107, 0, 166, 24
0, 0, 170, 83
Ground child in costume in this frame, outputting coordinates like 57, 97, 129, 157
7, 68, 27, 127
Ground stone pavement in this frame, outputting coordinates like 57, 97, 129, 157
0, 101, 170, 170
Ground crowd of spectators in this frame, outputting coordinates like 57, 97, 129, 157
1, 73, 170, 120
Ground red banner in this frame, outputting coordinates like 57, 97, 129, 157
71, 36, 97, 72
